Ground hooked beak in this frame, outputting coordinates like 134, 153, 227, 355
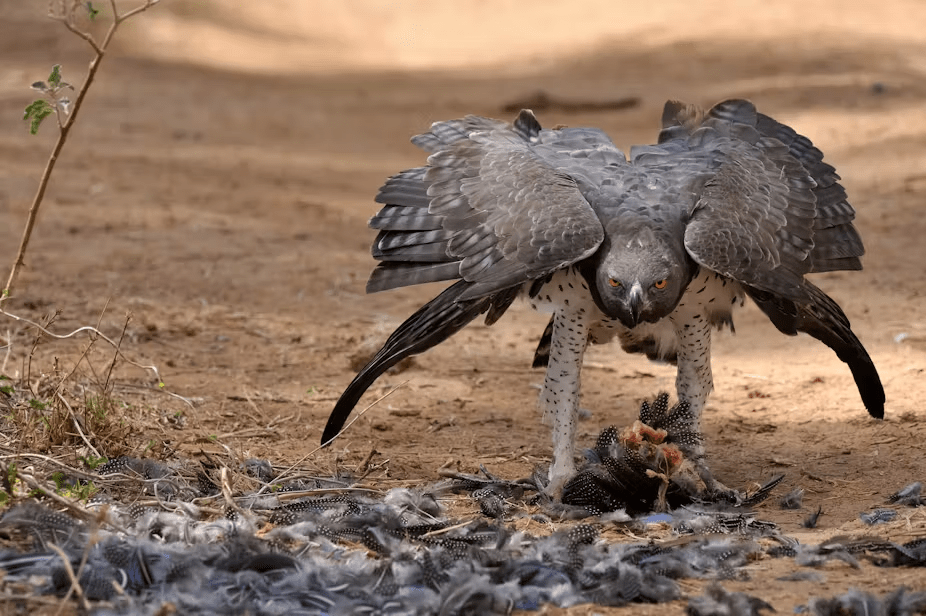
627, 282, 644, 327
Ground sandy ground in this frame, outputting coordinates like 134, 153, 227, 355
1, 1, 926, 612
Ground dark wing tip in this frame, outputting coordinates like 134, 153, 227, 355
513, 109, 543, 140
321, 395, 361, 446
707, 99, 758, 125
855, 364, 886, 419
321, 282, 501, 446
661, 100, 687, 128
745, 283, 885, 420
531, 316, 554, 368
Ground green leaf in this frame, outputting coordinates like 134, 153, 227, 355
23, 99, 54, 135
47, 65, 62, 88
80, 455, 108, 470
86, 2, 100, 20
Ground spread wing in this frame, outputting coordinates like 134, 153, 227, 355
635, 99, 865, 301
642, 100, 883, 417
367, 110, 609, 301
323, 112, 619, 445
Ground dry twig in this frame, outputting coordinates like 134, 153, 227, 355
48, 542, 89, 614
17, 471, 92, 522
57, 392, 102, 459
259, 381, 407, 493
2, 307, 165, 388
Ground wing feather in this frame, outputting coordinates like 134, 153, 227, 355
366, 111, 605, 299
753, 110, 864, 272
655, 99, 862, 300
682, 139, 817, 299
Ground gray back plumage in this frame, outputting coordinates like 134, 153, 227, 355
661, 99, 864, 276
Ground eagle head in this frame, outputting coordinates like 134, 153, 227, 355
582, 227, 694, 328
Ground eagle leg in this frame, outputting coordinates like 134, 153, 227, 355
669, 295, 741, 502
669, 302, 714, 444
541, 307, 592, 498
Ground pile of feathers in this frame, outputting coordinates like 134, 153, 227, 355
0, 395, 923, 614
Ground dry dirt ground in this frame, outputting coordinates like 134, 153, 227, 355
1, 1, 926, 613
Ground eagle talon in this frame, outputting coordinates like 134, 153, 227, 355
692, 460, 742, 505
705, 483, 744, 506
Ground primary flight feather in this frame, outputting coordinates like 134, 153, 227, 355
322, 99, 884, 498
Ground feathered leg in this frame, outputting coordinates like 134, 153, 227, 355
668, 276, 743, 499
541, 307, 592, 498
668, 299, 714, 444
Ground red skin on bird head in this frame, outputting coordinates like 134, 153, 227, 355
638, 423, 667, 444
660, 444, 683, 469
619, 420, 668, 447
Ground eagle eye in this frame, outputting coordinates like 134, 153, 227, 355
607, 278, 621, 288
654, 279, 668, 289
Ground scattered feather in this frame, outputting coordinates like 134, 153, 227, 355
687, 582, 775, 615
779, 487, 804, 510
807, 586, 926, 616
803, 506, 823, 529
859, 508, 897, 525
888, 481, 922, 507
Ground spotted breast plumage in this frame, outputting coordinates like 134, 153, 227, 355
321, 99, 885, 498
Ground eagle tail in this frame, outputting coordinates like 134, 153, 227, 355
745, 282, 885, 418
321, 282, 515, 445
531, 317, 554, 368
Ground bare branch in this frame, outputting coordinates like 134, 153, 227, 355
47, 543, 89, 614
0, 328, 10, 374
17, 471, 93, 522
0, 308, 163, 385
58, 393, 103, 459
103, 313, 130, 394
115, 0, 161, 25
0, 453, 101, 481
55, 15, 103, 54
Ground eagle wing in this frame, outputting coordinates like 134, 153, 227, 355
367, 110, 609, 301
641, 99, 865, 301
635, 100, 883, 417
322, 111, 623, 445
